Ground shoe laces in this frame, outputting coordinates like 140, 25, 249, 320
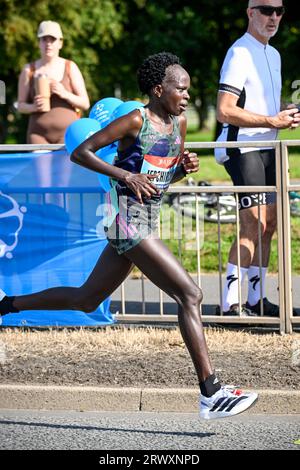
221, 385, 243, 397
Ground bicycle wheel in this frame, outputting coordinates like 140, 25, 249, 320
204, 201, 236, 224
171, 193, 237, 224
290, 201, 300, 216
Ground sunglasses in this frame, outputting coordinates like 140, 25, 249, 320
251, 5, 285, 17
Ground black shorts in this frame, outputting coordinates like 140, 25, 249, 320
224, 149, 276, 210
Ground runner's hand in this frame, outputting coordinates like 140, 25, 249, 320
124, 173, 159, 204
182, 150, 199, 174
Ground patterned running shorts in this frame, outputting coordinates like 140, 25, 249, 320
104, 197, 160, 255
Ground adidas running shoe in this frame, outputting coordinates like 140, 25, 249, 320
199, 385, 258, 420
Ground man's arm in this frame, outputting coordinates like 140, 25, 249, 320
217, 91, 299, 129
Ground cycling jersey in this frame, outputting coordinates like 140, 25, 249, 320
215, 32, 281, 164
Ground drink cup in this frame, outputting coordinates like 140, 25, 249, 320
34, 74, 51, 112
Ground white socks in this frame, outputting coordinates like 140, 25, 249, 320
222, 263, 248, 312
222, 264, 267, 311
247, 265, 267, 306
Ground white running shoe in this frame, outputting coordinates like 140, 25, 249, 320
199, 385, 258, 420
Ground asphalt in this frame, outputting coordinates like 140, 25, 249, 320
1, 384, 299, 415
110, 273, 300, 317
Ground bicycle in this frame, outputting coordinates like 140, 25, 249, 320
290, 191, 300, 216
168, 179, 237, 224
168, 178, 300, 224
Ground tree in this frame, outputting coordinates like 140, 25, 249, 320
97, 0, 247, 130
0, 0, 128, 142
109, 0, 300, 132
1, 0, 300, 142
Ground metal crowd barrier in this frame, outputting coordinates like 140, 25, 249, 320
1, 141, 299, 333
280, 141, 300, 333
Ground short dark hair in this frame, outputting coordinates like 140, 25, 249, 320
137, 51, 181, 95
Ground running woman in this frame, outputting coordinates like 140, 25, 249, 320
0, 52, 257, 419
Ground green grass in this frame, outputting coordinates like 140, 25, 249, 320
182, 153, 300, 183
168, 127, 300, 274
186, 128, 213, 142
185, 127, 300, 181
186, 125, 300, 142
160, 204, 300, 274
278, 127, 300, 141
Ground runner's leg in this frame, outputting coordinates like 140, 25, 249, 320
124, 237, 213, 383
11, 244, 134, 312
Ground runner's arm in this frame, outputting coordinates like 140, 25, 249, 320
71, 110, 159, 203
171, 113, 199, 183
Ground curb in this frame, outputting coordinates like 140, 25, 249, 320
0, 385, 299, 414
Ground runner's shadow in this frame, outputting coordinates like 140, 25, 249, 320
0, 419, 215, 438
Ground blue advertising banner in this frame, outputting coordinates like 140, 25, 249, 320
0, 149, 114, 327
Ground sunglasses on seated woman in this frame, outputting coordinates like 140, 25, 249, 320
251, 5, 285, 16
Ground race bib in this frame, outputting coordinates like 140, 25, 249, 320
140, 154, 181, 190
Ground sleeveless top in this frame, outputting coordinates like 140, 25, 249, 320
26, 59, 79, 144
105, 107, 182, 228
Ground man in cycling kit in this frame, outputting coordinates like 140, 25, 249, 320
215, 1, 300, 316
